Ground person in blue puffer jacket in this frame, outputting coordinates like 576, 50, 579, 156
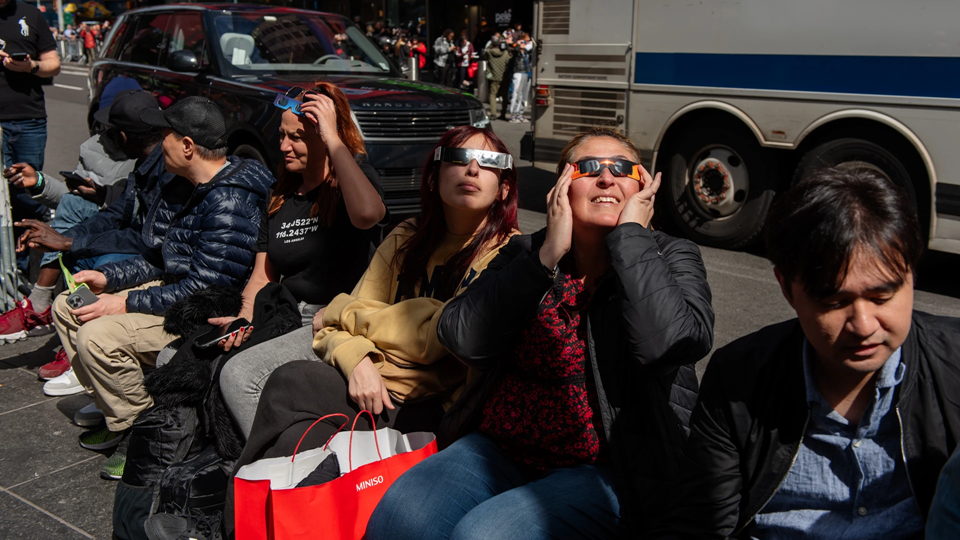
49, 97, 274, 468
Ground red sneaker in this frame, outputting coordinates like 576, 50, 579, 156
39, 349, 71, 381
0, 298, 55, 344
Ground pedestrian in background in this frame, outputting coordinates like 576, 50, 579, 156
409, 35, 426, 71
483, 35, 511, 118
454, 34, 474, 91
79, 22, 96, 65
508, 33, 533, 123
432, 29, 455, 86
0, 0, 62, 274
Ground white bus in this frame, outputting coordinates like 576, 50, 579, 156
529, 0, 960, 253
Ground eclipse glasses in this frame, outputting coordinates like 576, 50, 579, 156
434, 147, 513, 170
571, 158, 642, 183
272, 86, 323, 116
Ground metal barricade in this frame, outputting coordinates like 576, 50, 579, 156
0, 125, 25, 311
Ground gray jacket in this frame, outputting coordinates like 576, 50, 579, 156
30, 133, 136, 209
433, 37, 453, 67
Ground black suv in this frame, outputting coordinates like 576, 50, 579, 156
88, 4, 489, 214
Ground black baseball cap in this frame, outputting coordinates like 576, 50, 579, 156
93, 90, 159, 135
140, 96, 228, 149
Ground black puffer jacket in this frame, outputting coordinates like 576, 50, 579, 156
647, 312, 960, 539
100, 157, 274, 315
437, 223, 715, 532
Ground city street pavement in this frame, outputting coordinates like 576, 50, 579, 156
2, 72, 960, 539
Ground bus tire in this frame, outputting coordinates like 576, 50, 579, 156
793, 138, 918, 210
660, 125, 774, 249
230, 143, 267, 166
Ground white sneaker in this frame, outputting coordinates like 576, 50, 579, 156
43, 369, 85, 396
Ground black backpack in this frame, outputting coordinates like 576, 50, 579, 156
156, 445, 235, 516
113, 404, 204, 540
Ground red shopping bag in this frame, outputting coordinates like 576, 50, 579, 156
237, 411, 437, 540
234, 413, 350, 540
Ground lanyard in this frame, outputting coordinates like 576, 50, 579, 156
58, 253, 78, 293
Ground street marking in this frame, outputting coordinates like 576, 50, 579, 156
53, 83, 84, 91
60, 70, 88, 77
0, 489, 95, 539
6, 455, 101, 490
0, 398, 56, 417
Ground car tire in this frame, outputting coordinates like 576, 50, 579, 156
231, 143, 267, 166
660, 125, 775, 249
792, 138, 918, 210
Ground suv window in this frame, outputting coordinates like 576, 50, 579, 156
118, 13, 172, 66
159, 13, 209, 68
102, 16, 131, 60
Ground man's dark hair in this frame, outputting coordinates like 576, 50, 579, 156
125, 130, 163, 154
764, 167, 923, 299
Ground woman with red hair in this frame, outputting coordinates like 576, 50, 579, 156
225, 126, 520, 519
215, 81, 387, 438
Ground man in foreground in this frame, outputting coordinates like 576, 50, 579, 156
649, 168, 960, 539
50, 97, 273, 477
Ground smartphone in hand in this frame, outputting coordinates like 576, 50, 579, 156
8, 52, 29, 62
60, 171, 88, 191
195, 318, 250, 350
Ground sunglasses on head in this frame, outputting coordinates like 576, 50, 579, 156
571, 158, 642, 183
272, 86, 324, 116
434, 146, 513, 170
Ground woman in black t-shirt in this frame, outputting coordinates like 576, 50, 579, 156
213, 82, 387, 438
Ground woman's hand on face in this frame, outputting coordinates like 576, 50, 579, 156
348, 355, 395, 415
540, 163, 575, 268
299, 93, 341, 148
617, 166, 661, 229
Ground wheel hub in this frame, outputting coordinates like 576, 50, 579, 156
686, 146, 749, 219
693, 159, 730, 204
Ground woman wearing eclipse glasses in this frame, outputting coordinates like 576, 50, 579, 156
367, 127, 715, 539
223, 126, 520, 537
213, 82, 388, 439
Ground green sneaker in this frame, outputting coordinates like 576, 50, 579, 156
101, 452, 126, 480
79, 426, 126, 451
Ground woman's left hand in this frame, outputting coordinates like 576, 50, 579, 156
299, 93, 341, 147
618, 166, 661, 229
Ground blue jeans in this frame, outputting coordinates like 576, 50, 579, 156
367, 432, 628, 540
41, 193, 101, 267
3, 118, 49, 272
928, 446, 960, 539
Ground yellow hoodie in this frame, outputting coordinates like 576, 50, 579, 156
313, 218, 514, 405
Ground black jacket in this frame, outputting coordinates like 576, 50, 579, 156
100, 157, 273, 315
65, 144, 173, 259
649, 312, 960, 539
437, 223, 715, 531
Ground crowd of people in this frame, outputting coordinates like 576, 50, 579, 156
366, 18, 536, 121
4, 1, 960, 539
53, 20, 109, 64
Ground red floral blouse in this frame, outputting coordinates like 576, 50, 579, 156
478, 271, 605, 472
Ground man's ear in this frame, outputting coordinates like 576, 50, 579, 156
181, 136, 195, 160
773, 267, 796, 308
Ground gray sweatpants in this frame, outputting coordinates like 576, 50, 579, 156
219, 324, 321, 438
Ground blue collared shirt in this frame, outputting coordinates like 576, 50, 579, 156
749, 342, 924, 539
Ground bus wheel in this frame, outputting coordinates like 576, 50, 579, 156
231, 143, 267, 166
661, 126, 774, 249
793, 138, 917, 210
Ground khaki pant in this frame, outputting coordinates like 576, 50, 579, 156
53, 281, 174, 431
489, 80, 501, 118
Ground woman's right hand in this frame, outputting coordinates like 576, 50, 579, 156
348, 355, 395, 415
208, 316, 253, 352
540, 163, 575, 269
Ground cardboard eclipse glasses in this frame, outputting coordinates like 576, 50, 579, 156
434, 147, 514, 170
571, 158, 642, 182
